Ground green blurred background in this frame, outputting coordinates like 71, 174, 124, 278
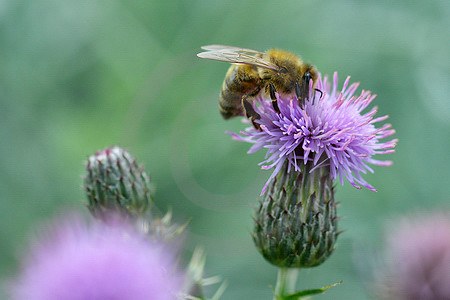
1, 0, 449, 299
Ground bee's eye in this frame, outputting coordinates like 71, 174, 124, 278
303, 72, 311, 83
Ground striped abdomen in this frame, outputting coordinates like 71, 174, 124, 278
219, 64, 261, 119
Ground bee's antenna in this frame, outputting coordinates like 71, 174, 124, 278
313, 89, 323, 105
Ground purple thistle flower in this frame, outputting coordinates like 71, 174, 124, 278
376, 213, 450, 299
10, 215, 182, 300
228, 72, 397, 195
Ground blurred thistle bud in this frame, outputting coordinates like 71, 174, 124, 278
182, 248, 227, 300
84, 146, 187, 242
253, 162, 339, 268
136, 210, 189, 242
84, 146, 154, 220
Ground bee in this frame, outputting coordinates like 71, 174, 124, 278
197, 45, 319, 126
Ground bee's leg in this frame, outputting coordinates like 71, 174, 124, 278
242, 93, 261, 131
295, 81, 303, 105
296, 72, 314, 107
269, 83, 280, 113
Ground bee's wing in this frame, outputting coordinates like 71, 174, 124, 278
197, 47, 279, 71
200, 45, 262, 55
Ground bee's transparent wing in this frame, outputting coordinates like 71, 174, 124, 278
197, 45, 279, 71
200, 45, 262, 54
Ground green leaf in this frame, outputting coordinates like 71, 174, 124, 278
282, 281, 342, 299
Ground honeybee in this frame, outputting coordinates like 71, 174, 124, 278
197, 45, 319, 125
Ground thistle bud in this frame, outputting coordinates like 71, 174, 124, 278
253, 162, 339, 268
84, 146, 153, 219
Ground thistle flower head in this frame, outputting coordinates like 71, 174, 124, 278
229, 73, 397, 195
253, 162, 339, 268
10, 215, 182, 300
376, 213, 450, 299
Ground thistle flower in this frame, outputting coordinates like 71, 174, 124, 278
84, 146, 154, 219
376, 213, 450, 300
229, 72, 397, 195
10, 215, 182, 300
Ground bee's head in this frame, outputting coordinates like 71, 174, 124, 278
295, 64, 318, 102
302, 64, 318, 87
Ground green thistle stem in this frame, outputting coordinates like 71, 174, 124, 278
274, 268, 299, 299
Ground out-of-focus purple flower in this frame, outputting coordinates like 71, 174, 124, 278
229, 73, 397, 195
10, 215, 182, 300
377, 213, 450, 300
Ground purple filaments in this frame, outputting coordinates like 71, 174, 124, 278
228, 72, 397, 195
